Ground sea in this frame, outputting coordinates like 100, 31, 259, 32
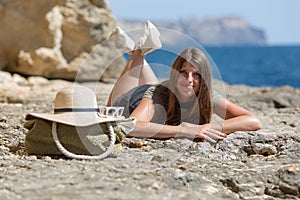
125, 45, 300, 89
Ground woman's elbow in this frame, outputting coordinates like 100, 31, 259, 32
249, 116, 262, 131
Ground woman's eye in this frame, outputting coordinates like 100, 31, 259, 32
179, 70, 201, 79
192, 73, 201, 79
179, 70, 188, 76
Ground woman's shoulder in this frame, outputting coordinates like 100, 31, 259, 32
154, 80, 170, 93
212, 89, 225, 100
143, 80, 170, 100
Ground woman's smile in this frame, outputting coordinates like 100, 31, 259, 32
180, 82, 194, 90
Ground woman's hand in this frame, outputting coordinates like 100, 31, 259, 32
179, 122, 227, 143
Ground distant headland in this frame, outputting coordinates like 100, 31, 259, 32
117, 16, 267, 46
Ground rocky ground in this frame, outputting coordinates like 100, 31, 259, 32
1, 71, 300, 200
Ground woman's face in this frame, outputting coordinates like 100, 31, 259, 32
175, 61, 200, 103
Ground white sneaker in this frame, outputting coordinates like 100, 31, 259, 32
108, 27, 135, 53
136, 20, 162, 55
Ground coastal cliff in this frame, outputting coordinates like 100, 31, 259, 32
118, 17, 267, 46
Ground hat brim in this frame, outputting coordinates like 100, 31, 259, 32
25, 112, 130, 127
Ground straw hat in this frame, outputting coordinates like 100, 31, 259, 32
26, 85, 126, 126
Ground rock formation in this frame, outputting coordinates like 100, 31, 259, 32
0, 0, 126, 81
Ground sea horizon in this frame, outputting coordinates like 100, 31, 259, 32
129, 45, 300, 89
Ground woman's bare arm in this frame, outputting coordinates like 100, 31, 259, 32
129, 98, 226, 142
214, 98, 262, 134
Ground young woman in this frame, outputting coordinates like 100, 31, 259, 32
107, 21, 261, 143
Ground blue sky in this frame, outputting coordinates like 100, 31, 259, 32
107, 0, 300, 45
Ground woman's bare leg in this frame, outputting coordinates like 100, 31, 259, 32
107, 49, 158, 106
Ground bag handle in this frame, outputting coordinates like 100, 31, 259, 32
51, 122, 116, 160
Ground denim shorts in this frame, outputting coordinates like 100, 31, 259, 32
112, 84, 152, 118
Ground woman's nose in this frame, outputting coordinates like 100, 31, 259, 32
187, 72, 194, 82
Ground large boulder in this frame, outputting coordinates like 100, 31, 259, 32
0, 0, 126, 81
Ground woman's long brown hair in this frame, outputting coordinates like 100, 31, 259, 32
166, 48, 213, 125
